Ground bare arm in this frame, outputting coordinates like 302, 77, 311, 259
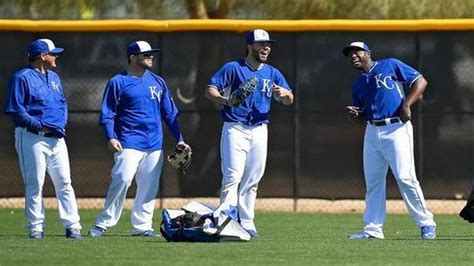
272, 84, 294, 106
399, 76, 428, 122
205, 85, 229, 106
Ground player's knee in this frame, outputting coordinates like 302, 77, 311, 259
237, 180, 259, 194
25, 185, 43, 196
112, 172, 135, 184
242, 183, 258, 194
221, 175, 240, 187
113, 173, 134, 185
396, 176, 419, 188
56, 183, 74, 193
221, 181, 239, 192
25, 179, 42, 189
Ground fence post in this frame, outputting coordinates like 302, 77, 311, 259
293, 36, 300, 212
415, 33, 424, 181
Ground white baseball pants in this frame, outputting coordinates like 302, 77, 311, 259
362, 121, 436, 236
14, 127, 81, 232
219, 122, 268, 231
95, 148, 163, 234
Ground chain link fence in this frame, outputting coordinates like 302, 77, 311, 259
0, 30, 473, 211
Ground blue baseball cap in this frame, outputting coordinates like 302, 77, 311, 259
342, 41, 371, 56
127, 41, 160, 57
28, 39, 64, 58
246, 29, 275, 44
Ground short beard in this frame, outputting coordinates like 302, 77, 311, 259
253, 51, 266, 63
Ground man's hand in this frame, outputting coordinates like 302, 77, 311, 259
108, 139, 123, 152
272, 83, 294, 105
40, 126, 52, 133
345, 106, 365, 125
400, 76, 428, 122
399, 103, 411, 122
176, 141, 191, 152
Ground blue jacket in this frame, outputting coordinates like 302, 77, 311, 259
100, 70, 182, 151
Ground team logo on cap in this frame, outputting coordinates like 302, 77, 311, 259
39, 39, 57, 51
136, 41, 152, 52
253, 29, 270, 42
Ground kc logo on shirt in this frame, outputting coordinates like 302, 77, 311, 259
51, 81, 60, 91
149, 86, 163, 101
374, 74, 396, 90
261, 79, 273, 97
374, 74, 404, 98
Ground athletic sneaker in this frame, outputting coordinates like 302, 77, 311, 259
347, 231, 384, 240
131, 230, 158, 237
246, 230, 259, 238
89, 226, 107, 237
66, 228, 82, 239
29, 230, 43, 239
420, 226, 436, 240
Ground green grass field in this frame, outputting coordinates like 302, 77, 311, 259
0, 208, 473, 265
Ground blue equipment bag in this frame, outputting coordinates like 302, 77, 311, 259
160, 210, 220, 242
160, 201, 250, 242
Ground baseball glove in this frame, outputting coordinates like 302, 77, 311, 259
459, 189, 474, 223
170, 212, 206, 228
167, 145, 192, 174
227, 77, 259, 107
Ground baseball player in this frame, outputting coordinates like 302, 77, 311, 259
4, 39, 82, 239
205, 29, 294, 237
459, 179, 474, 223
343, 42, 436, 240
89, 41, 190, 237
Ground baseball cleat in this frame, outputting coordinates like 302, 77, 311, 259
420, 226, 436, 240
246, 230, 259, 238
29, 230, 43, 239
347, 231, 384, 240
66, 228, 82, 239
89, 226, 107, 237
131, 230, 158, 237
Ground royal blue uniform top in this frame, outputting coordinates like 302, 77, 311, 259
351, 58, 422, 121
100, 70, 182, 151
208, 59, 291, 126
5, 66, 68, 137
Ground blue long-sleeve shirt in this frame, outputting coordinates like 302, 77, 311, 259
4, 66, 68, 137
99, 70, 182, 151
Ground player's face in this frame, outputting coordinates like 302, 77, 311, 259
42, 53, 58, 68
133, 53, 154, 69
348, 49, 370, 70
251, 42, 272, 63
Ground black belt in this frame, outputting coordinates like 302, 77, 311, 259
368, 117, 402, 126
27, 128, 57, 138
